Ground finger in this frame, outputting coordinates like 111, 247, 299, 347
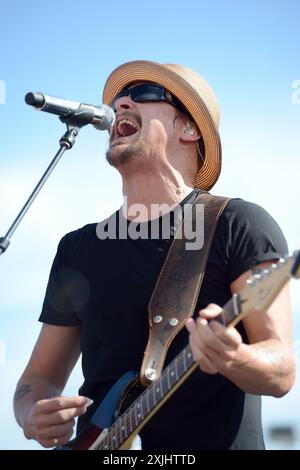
35, 395, 93, 414
55, 428, 74, 446
209, 321, 242, 348
40, 428, 74, 449
38, 404, 88, 427
34, 418, 75, 439
189, 336, 218, 374
185, 317, 198, 334
32, 404, 88, 430
193, 317, 239, 361
199, 303, 223, 320
187, 317, 238, 364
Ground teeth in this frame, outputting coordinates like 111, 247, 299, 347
117, 118, 138, 137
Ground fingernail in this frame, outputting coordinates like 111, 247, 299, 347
83, 397, 94, 407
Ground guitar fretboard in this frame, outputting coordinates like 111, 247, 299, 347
89, 253, 299, 450
95, 296, 238, 450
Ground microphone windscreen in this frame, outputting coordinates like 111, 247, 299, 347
25, 92, 45, 108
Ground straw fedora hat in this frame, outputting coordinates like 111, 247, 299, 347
102, 60, 221, 190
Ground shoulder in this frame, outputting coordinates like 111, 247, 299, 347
212, 197, 288, 282
55, 223, 97, 254
55, 211, 120, 257
62, 222, 98, 245
219, 198, 287, 244
221, 197, 276, 224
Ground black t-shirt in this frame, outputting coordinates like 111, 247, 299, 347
39, 192, 288, 450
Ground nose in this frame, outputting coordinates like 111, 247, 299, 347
114, 95, 135, 112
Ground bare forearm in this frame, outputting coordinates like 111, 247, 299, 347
14, 374, 61, 428
219, 339, 296, 397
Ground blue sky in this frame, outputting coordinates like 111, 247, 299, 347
0, 0, 300, 450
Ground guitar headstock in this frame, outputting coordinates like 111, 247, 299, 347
235, 250, 300, 323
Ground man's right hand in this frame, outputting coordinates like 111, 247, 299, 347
23, 395, 93, 448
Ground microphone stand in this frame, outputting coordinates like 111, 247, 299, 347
0, 112, 90, 256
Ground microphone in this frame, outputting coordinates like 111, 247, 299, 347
25, 92, 115, 130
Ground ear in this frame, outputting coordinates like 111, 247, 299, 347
180, 120, 201, 143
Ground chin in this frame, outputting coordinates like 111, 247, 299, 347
106, 140, 146, 168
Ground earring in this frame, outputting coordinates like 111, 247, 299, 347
184, 126, 196, 136
184, 120, 196, 136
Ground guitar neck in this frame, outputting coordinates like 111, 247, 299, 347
96, 344, 196, 450
96, 252, 299, 450
95, 298, 237, 450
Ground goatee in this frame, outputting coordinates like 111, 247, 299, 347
106, 140, 146, 168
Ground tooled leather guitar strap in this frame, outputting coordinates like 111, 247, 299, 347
140, 192, 230, 386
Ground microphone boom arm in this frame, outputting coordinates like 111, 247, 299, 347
0, 121, 82, 256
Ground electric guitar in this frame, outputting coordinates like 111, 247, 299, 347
57, 251, 300, 450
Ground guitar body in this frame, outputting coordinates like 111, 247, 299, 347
56, 371, 139, 450
54, 252, 300, 451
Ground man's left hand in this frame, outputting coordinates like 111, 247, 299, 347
185, 303, 244, 374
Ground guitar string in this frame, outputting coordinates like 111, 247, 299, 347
98, 298, 236, 449
98, 345, 195, 449
95, 259, 296, 448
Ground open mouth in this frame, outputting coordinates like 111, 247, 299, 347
116, 118, 139, 138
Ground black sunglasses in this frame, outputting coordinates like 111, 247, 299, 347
111, 83, 191, 117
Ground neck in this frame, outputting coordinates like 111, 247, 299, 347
121, 166, 194, 222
